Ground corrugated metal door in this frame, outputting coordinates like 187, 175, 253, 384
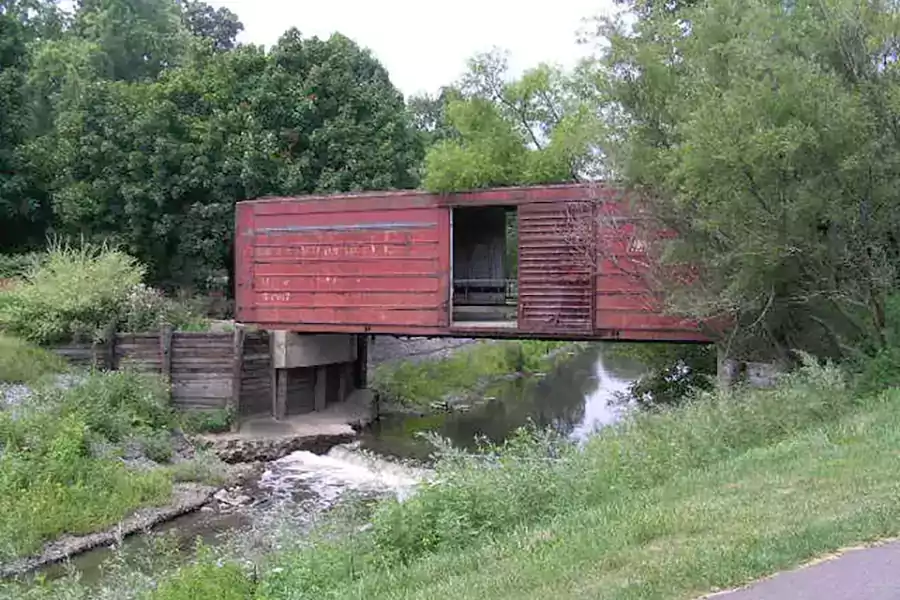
517, 201, 594, 334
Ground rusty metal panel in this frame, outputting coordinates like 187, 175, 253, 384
243, 194, 450, 331
235, 202, 256, 324
593, 199, 709, 342
517, 201, 594, 334
234, 184, 711, 343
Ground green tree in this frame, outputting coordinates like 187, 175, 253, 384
39, 29, 422, 291
0, 0, 62, 252
421, 49, 605, 192
178, 0, 243, 52
591, 0, 900, 362
73, 0, 190, 82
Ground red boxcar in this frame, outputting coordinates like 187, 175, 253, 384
235, 183, 709, 342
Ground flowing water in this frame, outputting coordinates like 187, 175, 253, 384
36, 344, 642, 585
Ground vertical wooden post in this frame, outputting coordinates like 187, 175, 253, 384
717, 345, 741, 391
353, 334, 368, 389
105, 321, 118, 371
270, 333, 286, 420
160, 323, 173, 392
314, 366, 328, 412
337, 361, 350, 402
230, 324, 246, 432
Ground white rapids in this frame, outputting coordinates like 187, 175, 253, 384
258, 442, 427, 506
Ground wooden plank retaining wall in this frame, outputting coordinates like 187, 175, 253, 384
50, 326, 272, 418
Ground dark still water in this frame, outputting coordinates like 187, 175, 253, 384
359, 345, 645, 461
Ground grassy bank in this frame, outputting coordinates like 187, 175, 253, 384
10, 359, 900, 599
370, 340, 577, 410
0, 337, 229, 563
0, 334, 69, 385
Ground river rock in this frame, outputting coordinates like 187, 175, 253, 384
197, 430, 356, 464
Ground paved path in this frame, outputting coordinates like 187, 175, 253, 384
713, 541, 900, 599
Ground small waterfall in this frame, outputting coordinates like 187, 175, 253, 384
258, 442, 426, 507
571, 355, 635, 439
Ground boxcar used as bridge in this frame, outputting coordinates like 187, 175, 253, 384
235, 183, 709, 343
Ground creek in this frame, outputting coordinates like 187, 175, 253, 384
36, 344, 643, 586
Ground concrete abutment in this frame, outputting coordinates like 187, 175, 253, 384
269, 332, 369, 421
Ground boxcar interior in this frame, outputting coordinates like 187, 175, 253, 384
450, 205, 518, 328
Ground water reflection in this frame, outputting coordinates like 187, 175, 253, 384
361, 345, 644, 461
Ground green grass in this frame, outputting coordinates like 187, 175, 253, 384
9, 360, 900, 600
0, 370, 181, 561
0, 334, 68, 384
252, 368, 900, 600
178, 408, 235, 434
371, 340, 575, 409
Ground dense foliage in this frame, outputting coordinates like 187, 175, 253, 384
0, 368, 178, 559
413, 50, 605, 192
593, 0, 900, 364
0, 242, 206, 343
0, 0, 422, 292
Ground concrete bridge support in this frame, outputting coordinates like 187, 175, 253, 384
269, 332, 368, 420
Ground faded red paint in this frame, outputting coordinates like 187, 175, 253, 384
518, 200, 594, 335
235, 184, 712, 343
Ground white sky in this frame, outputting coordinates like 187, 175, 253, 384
207, 0, 617, 98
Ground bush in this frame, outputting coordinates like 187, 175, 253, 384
179, 408, 234, 435
0, 242, 144, 344
139, 430, 175, 464
148, 552, 255, 600
56, 370, 175, 443
121, 284, 210, 333
0, 243, 211, 345
852, 294, 900, 396
167, 451, 229, 486
0, 252, 44, 279
0, 334, 68, 384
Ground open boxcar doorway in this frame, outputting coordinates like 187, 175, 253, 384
450, 205, 518, 329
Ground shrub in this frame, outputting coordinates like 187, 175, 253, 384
0, 243, 210, 344
852, 294, 900, 396
121, 284, 210, 333
0, 408, 172, 560
0, 242, 144, 344
167, 451, 229, 486
55, 370, 175, 443
148, 552, 255, 600
140, 430, 175, 464
179, 408, 234, 435
0, 334, 68, 384
0, 252, 43, 279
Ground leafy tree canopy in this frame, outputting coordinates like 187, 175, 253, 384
417, 49, 606, 192
1, 1, 422, 293
591, 0, 900, 361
